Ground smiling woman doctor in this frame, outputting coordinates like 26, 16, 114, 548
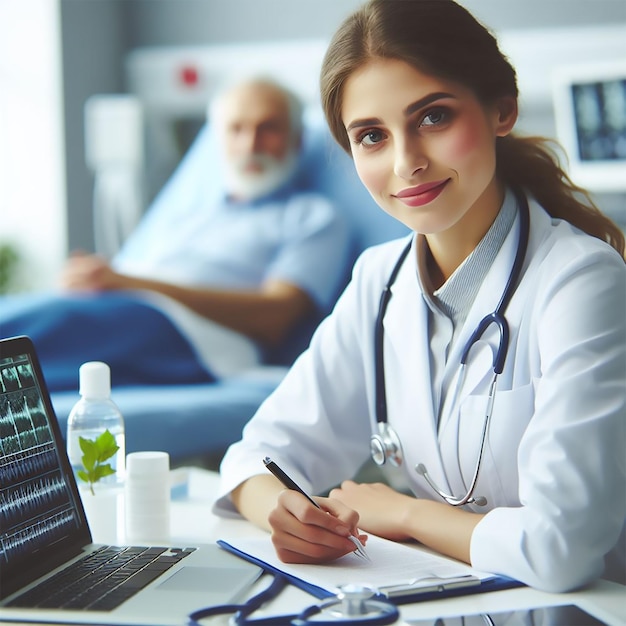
214, 0, 626, 593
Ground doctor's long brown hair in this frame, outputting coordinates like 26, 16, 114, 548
320, 0, 625, 258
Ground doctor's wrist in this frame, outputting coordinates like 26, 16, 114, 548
403, 498, 483, 564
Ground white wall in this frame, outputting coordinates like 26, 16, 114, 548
62, 0, 626, 258
125, 24, 626, 225
0, 0, 66, 291
2, 1, 624, 292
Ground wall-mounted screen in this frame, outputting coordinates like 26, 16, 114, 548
552, 60, 626, 193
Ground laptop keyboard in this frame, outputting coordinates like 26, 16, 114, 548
8, 545, 196, 611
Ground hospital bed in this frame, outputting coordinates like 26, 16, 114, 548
49, 111, 410, 466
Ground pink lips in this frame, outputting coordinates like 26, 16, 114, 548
394, 179, 450, 207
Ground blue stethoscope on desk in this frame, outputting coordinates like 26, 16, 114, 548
187, 575, 400, 625
370, 188, 530, 507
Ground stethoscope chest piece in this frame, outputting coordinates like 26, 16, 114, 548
370, 423, 403, 467
292, 584, 399, 625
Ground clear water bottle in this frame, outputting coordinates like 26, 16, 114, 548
66, 361, 126, 487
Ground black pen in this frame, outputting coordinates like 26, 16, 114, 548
263, 456, 370, 561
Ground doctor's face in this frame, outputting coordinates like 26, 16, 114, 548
341, 58, 516, 240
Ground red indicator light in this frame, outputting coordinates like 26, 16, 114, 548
180, 65, 199, 87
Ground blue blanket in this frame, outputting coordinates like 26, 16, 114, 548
0, 293, 215, 391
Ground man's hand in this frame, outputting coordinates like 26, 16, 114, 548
58, 253, 314, 345
60, 253, 127, 292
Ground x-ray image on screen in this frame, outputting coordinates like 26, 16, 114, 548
572, 78, 626, 162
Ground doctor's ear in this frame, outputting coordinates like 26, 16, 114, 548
493, 96, 518, 137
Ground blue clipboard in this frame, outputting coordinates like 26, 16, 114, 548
217, 539, 523, 604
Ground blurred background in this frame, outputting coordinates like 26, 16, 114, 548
1, 0, 625, 293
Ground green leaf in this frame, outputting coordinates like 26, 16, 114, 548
79, 437, 97, 472
77, 429, 118, 488
93, 464, 116, 481
95, 430, 119, 463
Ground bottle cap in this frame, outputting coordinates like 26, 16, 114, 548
79, 361, 111, 399
126, 451, 170, 476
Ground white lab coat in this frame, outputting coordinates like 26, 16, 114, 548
216, 196, 626, 592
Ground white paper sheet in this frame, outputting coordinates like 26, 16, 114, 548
221, 533, 493, 594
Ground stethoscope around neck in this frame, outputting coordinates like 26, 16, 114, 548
370, 188, 530, 508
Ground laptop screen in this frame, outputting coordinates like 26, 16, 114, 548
0, 336, 91, 599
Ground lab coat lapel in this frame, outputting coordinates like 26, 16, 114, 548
382, 248, 447, 482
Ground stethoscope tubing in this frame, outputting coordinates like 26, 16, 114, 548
374, 241, 412, 426
187, 573, 291, 625
372, 188, 531, 504
187, 572, 399, 625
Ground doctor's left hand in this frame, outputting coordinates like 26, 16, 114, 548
330, 480, 420, 542
268, 489, 368, 564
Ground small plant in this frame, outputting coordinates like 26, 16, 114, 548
0, 242, 20, 293
77, 429, 119, 495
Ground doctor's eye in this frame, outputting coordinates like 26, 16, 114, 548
354, 128, 387, 147
419, 107, 452, 128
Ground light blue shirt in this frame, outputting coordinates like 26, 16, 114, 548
113, 183, 351, 312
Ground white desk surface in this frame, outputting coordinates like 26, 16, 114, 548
3, 467, 624, 626
168, 468, 626, 626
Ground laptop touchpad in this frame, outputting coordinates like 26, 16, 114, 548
158, 566, 250, 592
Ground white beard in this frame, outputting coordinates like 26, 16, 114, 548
223, 150, 299, 201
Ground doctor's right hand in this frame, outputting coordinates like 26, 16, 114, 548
268, 490, 367, 564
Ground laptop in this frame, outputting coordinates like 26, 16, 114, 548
0, 335, 263, 625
